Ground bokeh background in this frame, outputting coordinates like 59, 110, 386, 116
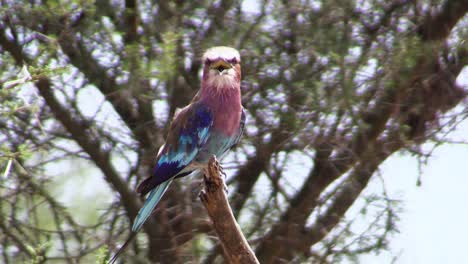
0, 0, 467, 263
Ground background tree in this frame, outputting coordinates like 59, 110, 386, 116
0, 0, 466, 263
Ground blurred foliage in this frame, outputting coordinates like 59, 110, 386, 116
0, 0, 466, 263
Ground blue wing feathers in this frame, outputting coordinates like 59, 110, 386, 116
109, 105, 213, 263
136, 103, 213, 195
109, 105, 244, 264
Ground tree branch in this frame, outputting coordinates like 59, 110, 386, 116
302, 136, 401, 252
35, 77, 140, 220
255, 1, 467, 262
0, 24, 23, 66
199, 156, 259, 264
418, 0, 468, 41
57, 30, 161, 149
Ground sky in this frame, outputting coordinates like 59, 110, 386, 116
59, 68, 467, 263
238, 1, 468, 262
359, 68, 468, 263
359, 131, 468, 263
57, 67, 467, 263
6, 2, 465, 263
66, 4, 467, 264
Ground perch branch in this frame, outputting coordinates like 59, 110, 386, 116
199, 156, 259, 264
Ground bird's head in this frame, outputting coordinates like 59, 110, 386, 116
202, 46, 241, 91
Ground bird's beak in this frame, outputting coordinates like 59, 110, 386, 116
210, 60, 233, 72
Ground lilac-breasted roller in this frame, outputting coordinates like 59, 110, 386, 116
109, 46, 245, 263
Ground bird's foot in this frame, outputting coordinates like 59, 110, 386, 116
203, 156, 228, 194
218, 163, 229, 194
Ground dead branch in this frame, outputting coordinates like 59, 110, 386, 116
199, 156, 259, 264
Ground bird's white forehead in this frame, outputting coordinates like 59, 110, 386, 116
202, 46, 240, 62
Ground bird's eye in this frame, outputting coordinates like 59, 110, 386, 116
228, 58, 238, 64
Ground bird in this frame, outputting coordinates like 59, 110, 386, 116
108, 46, 245, 263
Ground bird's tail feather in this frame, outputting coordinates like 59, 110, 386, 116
107, 231, 137, 264
107, 179, 173, 264
132, 178, 173, 232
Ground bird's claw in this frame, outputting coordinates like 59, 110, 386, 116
204, 156, 229, 194
217, 162, 229, 194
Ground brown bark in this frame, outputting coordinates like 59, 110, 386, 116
1, 1, 466, 262
255, 1, 467, 262
199, 156, 259, 264
35, 77, 141, 220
